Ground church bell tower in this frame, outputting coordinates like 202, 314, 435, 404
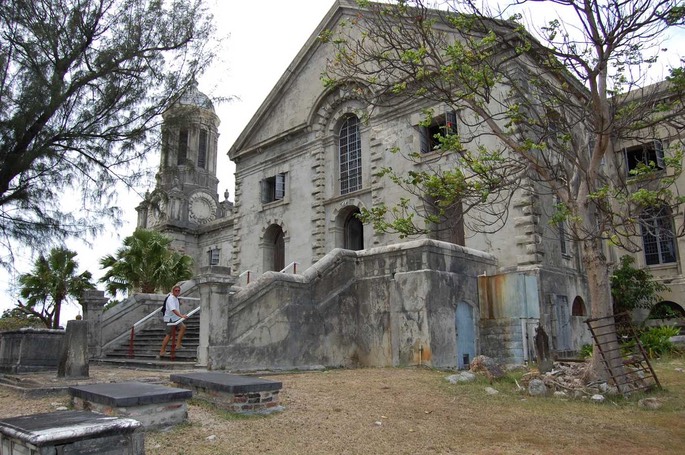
136, 81, 222, 254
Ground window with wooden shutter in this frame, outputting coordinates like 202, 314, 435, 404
177, 130, 188, 164
208, 248, 220, 265
198, 129, 208, 169
420, 109, 458, 153
625, 139, 665, 175
261, 173, 287, 204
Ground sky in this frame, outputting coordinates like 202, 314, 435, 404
0, 0, 335, 322
1, 0, 682, 323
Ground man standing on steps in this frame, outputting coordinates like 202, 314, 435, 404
158, 285, 188, 358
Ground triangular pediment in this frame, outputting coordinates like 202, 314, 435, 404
228, 0, 363, 160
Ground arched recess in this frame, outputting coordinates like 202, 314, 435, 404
648, 300, 685, 319
262, 223, 286, 272
571, 296, 587, 316
309, 82, 371, 138
331, 201, 366, 251
344, 208, 364, 250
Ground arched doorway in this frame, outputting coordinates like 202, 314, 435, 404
344, 208, 364, 251
263, 224, 285, 272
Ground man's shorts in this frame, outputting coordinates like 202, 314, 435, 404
165, 321, 186, 334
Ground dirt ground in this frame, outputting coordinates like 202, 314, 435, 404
1, 361, 685, 454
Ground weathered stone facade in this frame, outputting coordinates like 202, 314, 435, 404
133, 0, 604, 369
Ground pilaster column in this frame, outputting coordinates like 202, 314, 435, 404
194, 267, 235, 368
80, 290, 108, 359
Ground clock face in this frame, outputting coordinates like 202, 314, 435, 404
188, 192, 217, 224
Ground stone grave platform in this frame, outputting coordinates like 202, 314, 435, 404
170, 372, 283, 414
69, 382, 192, 430
0, 410, 143, 455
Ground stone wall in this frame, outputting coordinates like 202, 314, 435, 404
0, 328, 64, 373
205, 239, 498, 371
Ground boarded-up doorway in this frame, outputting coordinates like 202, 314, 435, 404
456, 301, 476, 369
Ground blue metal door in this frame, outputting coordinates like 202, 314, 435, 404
456, 302, 476, 369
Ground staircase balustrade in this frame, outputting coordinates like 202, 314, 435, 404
127, 298, 200, 360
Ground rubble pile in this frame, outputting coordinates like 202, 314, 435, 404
518, 361, 617, 398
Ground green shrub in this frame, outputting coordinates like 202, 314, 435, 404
639, 326, 681, 358
580, 343, 593, 359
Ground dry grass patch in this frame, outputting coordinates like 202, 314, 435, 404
1, 360, 684, 454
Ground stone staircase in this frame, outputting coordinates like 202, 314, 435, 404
98, 316, 200, 370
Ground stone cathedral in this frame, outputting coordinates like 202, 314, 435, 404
132, 1, 683, 371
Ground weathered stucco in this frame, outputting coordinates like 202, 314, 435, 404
203, 239, 497, 371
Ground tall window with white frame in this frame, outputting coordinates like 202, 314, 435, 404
641, 205, 677, 266
339, 115, 362, 195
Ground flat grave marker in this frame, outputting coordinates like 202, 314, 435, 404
170, 372, 283, 414
69, 382, 192, 430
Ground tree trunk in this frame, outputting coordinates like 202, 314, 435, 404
52, 301, 62, 329
580, 239, 629, 391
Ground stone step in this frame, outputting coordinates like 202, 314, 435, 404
103, 316, 200, 363
92, 358, 199, 370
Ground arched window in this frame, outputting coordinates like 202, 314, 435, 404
344, 209, 364, 251
339, 115, 361, 195
649, 301, 685, 319
641, 206, 677, 265
571, 296, 586, 316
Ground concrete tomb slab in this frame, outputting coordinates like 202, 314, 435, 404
0, 410, 143, 455
170, 372, 283, 414
69, 382, 192, 430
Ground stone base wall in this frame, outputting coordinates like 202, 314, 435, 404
207, 239, 499, 371
479, 319, 526, 365
192, 388, 281, 414
0, 329, 64, 373
71, 397, 188, 430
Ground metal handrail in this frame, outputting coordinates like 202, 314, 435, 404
280, 261, 299, 274
165, 306, 201, 325
127, 296, 200, 358
239, 270, 251, 284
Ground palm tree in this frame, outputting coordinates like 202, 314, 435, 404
99, 229, 194, 297
18, 247, 95, 329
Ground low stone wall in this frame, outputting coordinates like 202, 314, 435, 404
0, 328, 64, 373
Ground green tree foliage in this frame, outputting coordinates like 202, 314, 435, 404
322, 0, 685, 379
611, 255, 669, 315
0, 0, 216, 266
99, 229, 193, 296
0, 307, 43, 331
17, 247, 94, 329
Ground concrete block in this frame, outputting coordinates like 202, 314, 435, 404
69, 382, 192, 430
0, 410, 143, 455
